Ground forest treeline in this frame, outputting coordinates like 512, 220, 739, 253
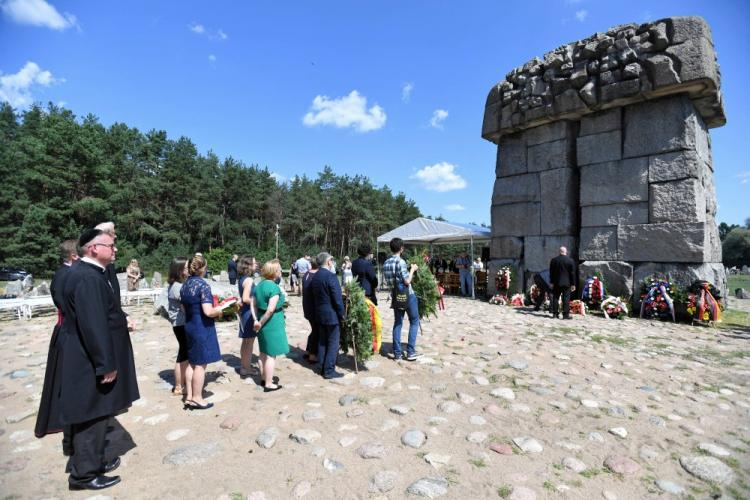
0, 103, 421, 277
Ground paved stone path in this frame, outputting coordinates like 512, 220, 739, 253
0, 293, 748, 499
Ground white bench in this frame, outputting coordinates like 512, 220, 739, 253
121, 288, 162, 306
0, 296, 55, 319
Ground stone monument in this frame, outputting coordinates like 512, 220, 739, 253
482, 16, 726, 299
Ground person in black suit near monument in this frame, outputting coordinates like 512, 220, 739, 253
351, 243, 378, 305
310, 252, 347, 379
549, 246, 576, 320
36, 228, 140, 491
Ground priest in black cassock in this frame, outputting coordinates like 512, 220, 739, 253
35, 228, 139, 491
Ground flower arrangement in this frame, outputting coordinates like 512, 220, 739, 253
213, 294, 240, 321
510, 293, 525, 307
601, 296, 628, 320
341, 282, 374, 361
582, 275, 606, 308
495, 266, 512, 293
686, 280, 723, 323
569, 299, 588, 316
489, 294, 508, 305
639, 277, 676, 322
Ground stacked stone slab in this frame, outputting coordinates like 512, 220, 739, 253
483, 16, 726, 299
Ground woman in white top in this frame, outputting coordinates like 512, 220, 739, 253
472, 257, 484, 272
167, 257, 192, 399
342, 256, 353, 285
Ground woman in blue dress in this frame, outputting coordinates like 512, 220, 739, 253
237, 255, 258, 376
180, 254, 224, 410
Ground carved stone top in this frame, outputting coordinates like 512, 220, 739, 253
482, 16, 724, 143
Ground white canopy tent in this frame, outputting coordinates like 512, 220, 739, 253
376, 217, 491, 298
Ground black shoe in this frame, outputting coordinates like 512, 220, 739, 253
324, 371, 345, 379
184, 401, 214, 410
260, 376, 280, 387
69, 475, 121, 491
100, 457, 120, 474
263, 384, 283, 392
405, 352, 424, 361
562, 315, 573, 320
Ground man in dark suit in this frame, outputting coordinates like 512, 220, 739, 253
228, 254, 238, 285
310, 252, 347, 379
36, 239, 81, 452
95, 222, 133, 332
351, 243, 378, 305
36, 229, 140, 491
549, 246, 576, 319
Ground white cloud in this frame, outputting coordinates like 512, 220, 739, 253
188, 22, 205, 34
575, 9, 588, 22
402, 82, 413, 102
302, 90, 386, 133
208, 54, 216, 62
429, 109, 449, 129
737, 171, 750, 185
270, 172, 287, 183
1, 0, 77, 30
411, 162, 467, 192
0, 61, 62, 108
217, 29, 228, 40
445, 204, 466, 211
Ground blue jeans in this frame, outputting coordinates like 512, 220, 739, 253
460, 269, 473, 296
393, 293, 419, 358
317, 323, 340, 377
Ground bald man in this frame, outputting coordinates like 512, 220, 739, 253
549, 246, 576, 319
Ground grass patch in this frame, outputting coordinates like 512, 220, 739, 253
497, 485, 513, 498
444, 467, 460, 485
580, 468, 601, 478
718, 309, 750, 330
542, 481, 555, 492
469, 458, 487, 468
728, 275, 750, 291
552, 463, 564, 471
230, 494, 243, 500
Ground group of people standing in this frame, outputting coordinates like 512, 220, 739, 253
34, 225, 428, 492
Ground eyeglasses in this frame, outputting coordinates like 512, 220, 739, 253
91, 243, 117, 250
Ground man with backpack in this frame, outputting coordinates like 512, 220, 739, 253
382, 238, 422, 361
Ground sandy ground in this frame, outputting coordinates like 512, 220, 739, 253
1, 293, 749, 500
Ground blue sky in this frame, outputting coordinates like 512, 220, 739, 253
1, 0, 748, 226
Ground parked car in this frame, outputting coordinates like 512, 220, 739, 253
0, 266, 30, 281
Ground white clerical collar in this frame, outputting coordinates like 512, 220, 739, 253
81, 256, 106, 271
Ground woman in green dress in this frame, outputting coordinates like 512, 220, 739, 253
253, 259, 289, 392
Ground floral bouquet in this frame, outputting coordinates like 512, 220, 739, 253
529, 284, 550, 310
601, 296, 628, 320
510, 293, 525, 307
569, 299, 588, 316
582, 275, 606, 308
489, 294, 508, 306
213, 294, 240, 320
495, 266, 512, 293
686, 280, 722, 323
639, 277, 676, 322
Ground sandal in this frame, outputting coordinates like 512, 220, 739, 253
260, 376, 279, 387
184, 400, 214, 410
172, 386, 184, 397
263, 385, 283, 393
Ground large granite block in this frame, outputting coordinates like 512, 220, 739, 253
491, 203, 540, 237
540, 168, 578, 235
618, 222, 708, 262
579, 158, 648, 206
482, 102, 502, 142
701, 166, 717, 215
497, 133, 527, 177
525, 121, 574, 146
579, 261, 634, 298
623, 95, 703, 158
580, 227, 619, 260
666, 35, 719, 91
524, 236, 577, 273
649, 179, 706, 223
581, 202, 648, 227
492, 173, 540, 204
491, 236, 524, 260
577, 130, 622, 166
706, 221, 722, 263
580, 108, 621, 136
648, 150, 702, 182
527, 139, 574, 172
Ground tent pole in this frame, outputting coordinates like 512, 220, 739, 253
376, 241, 380, 291
471, 236, 475, 299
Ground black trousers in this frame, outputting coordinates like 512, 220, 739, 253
552, 286, 571, 318
306, 320, 319, 356
317, 323, 340, 378
66, 415, 110, 483
533, 275, 551, 310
